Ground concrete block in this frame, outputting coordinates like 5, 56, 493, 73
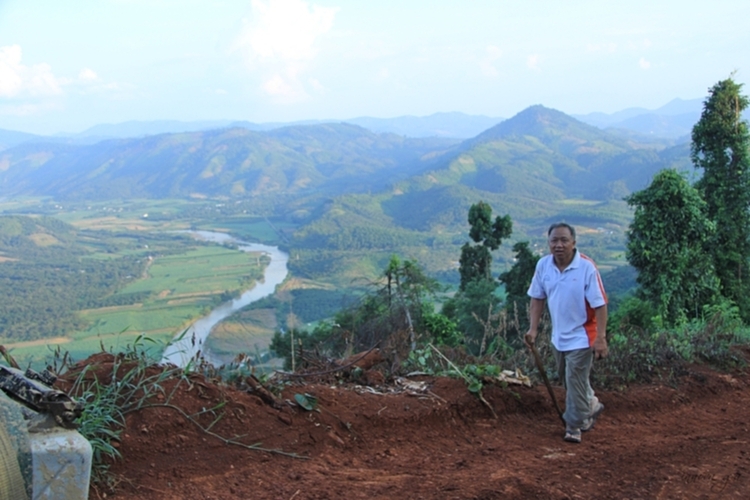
29, 429, 92, 500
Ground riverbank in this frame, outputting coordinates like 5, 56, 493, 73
161, 231, 289, 367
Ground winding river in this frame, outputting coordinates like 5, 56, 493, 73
160, 231, 289, 368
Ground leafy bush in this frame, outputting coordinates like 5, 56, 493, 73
422, 310, 461, 347
594, 300, 748, 388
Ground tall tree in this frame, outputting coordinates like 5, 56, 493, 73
498, 241, 540, 339
458, 201, 512, 290
625, 169, 719, 325
383, 255, 440, 350
448, 202, 512, 355
691, 77, 750, 317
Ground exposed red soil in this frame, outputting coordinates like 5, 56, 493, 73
72, 353, 750, 500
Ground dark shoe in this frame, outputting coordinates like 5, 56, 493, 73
564, 428, 582, 443
581, 402, 604, 432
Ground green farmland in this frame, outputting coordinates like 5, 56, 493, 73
0, 203, 275, 367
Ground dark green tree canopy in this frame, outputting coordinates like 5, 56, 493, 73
498, 241, 540, 303
498, 241, 541, 343
468, 202, 513, 249
459, 201, 512, 290
691, 77, 750, 317
625, 169, 719, 325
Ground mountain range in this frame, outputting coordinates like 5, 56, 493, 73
0, 105, 694, 241
3, 97, 742, 149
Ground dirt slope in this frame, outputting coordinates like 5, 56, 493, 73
80, 354, 750, 500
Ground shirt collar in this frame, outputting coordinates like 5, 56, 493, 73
565, 249, 581, 270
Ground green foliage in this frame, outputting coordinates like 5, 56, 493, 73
625, 169, 719, 325
608, 295, 658, 334
462, 364, 503, 393
459, 202, 512, 290
404, 344, 502, 395
445, 279, 502, 355
406, 346, 438, 373
597, 300, 748, 388
0, 216, 148, 341
692, 77, 750, 320
624, 78, 750, 327
443, 202, 514, 355
251, 288, 358, 327
272, 256, 443, 368
498, 241, 540, 339
422, 309, 461, 347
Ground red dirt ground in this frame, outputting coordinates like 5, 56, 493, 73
73, 352, 750, 500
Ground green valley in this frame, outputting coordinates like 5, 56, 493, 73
0, 105, 689, 364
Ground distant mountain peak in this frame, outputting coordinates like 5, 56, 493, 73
469, 105, 600, 145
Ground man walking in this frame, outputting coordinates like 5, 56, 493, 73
525, 222, 608, 443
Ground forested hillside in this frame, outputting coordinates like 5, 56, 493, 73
283, 106, 689, 283
0, 105, 694, 292
0, 216, 208, 342
0, 124, 458, 200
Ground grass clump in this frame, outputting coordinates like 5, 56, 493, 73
58, 335, 185, 489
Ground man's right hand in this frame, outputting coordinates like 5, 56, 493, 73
524, 330, 537, 347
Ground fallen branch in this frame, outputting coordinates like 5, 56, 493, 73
136, 403, 309, 459
279, 343, 381, 379
241, 374, 283, 409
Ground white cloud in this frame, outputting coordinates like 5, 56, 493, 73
263, 74, 292, 95
262, 74, 307, 102
308, 78, 324, 93
527, 54, 541, 71
0, 45, 62, 98
639, 57, 651, 69
479, 45, 503, 77
235, 0, 338, 100
78, 68, 99, 82
239, 0, 337, 62
0, 46, 24, 97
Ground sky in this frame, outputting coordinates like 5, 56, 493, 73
0, 0, 748, 135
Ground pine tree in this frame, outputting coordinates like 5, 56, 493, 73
691, 77, 750, 318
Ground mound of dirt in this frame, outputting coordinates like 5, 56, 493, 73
69, 353, 750, 500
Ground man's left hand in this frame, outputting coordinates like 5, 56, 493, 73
593, 336, 608, 360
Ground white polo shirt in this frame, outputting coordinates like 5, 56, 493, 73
527, 250, 607, 351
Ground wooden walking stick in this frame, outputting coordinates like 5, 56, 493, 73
528, 340, 566, 426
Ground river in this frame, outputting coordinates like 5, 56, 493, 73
160, 231, 289, 368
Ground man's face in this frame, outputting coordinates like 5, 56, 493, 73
548, 226, 576, 265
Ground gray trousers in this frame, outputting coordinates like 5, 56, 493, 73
552, 346, 597, 430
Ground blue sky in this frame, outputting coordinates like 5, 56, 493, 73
0, 0, 748, 134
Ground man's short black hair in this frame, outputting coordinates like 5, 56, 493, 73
547, 222, 576, 240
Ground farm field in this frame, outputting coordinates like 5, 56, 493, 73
8, 243, 269, 365
1, 200, 280, 366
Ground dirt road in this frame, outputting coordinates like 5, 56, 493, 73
88, 356, 750, 499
